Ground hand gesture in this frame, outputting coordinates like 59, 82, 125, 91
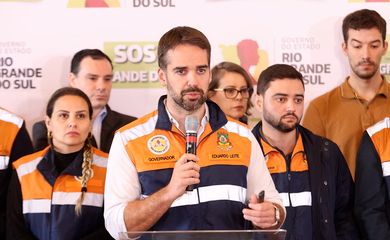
242, 194, 278, 229
165, 153, 200, 200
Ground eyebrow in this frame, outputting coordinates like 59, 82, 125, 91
272, 93, 304, 98
172, 66, 187, 71
221, 85, 249, 89
76, 110, 88, 114
55, 110, 88, 114
86, 73, 98, 76
197, 65, 209, 69
351, 39, 382, 44
172, 65, 209, 71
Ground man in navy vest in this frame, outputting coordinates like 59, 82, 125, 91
104, 26, 285, 239
252, 64, 359, 240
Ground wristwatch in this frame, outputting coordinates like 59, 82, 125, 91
271, 204, 280, 227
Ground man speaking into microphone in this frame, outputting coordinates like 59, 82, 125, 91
104, 26, 285, 239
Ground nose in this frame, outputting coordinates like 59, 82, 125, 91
96, 79, 108, 92
286, 99, 296, 113
235, 90, 244, 100
361, 45, 370, 61
187, 72, 199, 87
67, 116, 77, 128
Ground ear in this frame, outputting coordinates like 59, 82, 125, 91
383, 41, 388, 56
88, 121, 93, 133
342, 42, 348, 56
45, 116, 52, 132
255, 94, 264, 112
68, 72, 77, 87
158, 68, 167, 87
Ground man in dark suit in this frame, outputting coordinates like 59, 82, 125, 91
33, 49, 136, 153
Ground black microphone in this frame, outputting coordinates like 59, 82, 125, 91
185, 115, 198, 191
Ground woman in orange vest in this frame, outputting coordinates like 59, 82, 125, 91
7, 87, 111, 240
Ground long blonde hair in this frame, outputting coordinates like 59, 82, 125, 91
75, 139, 94, 216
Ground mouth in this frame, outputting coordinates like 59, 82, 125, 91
66, 131, 80, 136
358, 62, 374, 68
183, 91, 202, 100
233, 106, 245, 110
282, 115, 297, 121
95, 95, 108, 99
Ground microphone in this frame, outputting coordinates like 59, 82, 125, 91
185, 115, 198, 191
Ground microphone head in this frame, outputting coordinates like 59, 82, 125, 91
185, 115, 199, 133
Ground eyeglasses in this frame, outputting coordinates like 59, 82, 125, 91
213, 87, 253, 99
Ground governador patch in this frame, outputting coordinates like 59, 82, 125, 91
147, 135, 170, 155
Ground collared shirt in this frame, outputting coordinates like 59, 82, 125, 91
302, 76, 390, 177
92, 107, 107, 149
164, 101, 210, 143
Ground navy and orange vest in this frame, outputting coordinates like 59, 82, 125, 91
253, 124, 313, 240
118, 97, 253, 230
0, 108, 24, 170
13, 147, 108, 240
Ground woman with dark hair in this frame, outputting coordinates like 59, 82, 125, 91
208, 61, 254, 124
7, 87, 111, 240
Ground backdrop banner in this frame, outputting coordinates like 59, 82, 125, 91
1, 0, 389, 132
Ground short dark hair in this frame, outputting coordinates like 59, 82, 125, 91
157, 26, 211, 70
342, 9, 386, 43
257, 64, 304, 95
70, 49, 113, 75
209, 61, 254, 115
46, 87, 93, 120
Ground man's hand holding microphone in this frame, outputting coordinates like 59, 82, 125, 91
165, 116, 200, 201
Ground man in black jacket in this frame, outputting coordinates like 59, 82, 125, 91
252, 64, 359, 240
32, 49, 136, 153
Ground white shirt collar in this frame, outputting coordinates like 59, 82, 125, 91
164, 102, 209, 141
